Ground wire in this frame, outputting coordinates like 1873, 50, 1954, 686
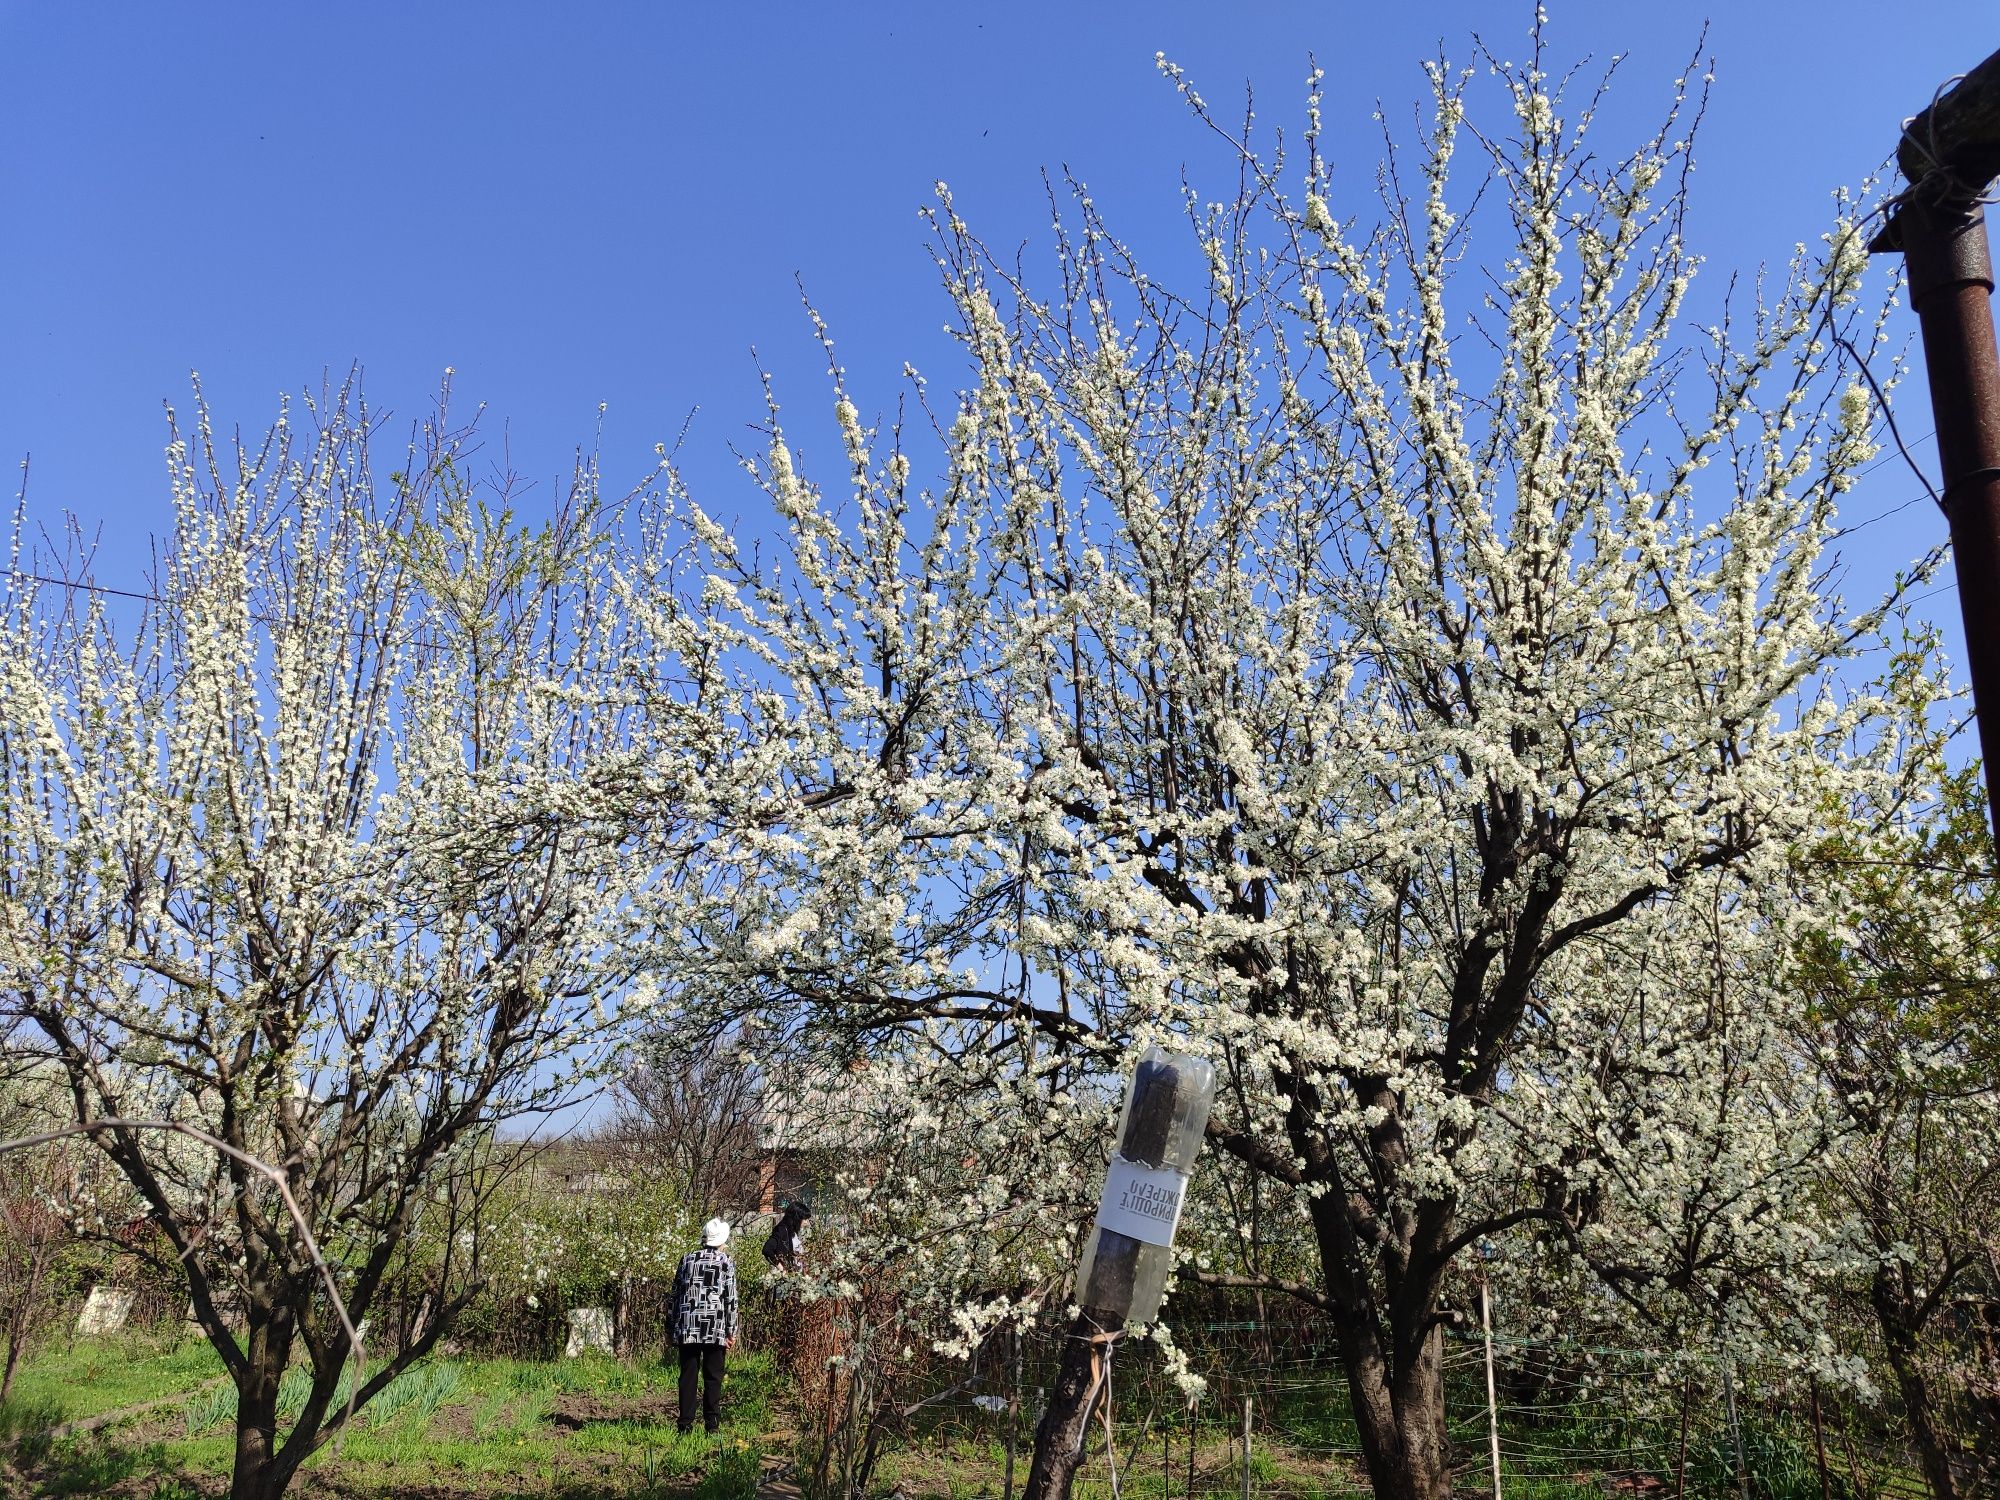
1898, 72, 2000, 209
9, 569, 165, 605
1830, 489, 1933, 539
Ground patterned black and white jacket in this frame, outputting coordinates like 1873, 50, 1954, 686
670, 1246, 739, 1347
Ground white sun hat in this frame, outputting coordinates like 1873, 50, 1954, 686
702, 1217, 731, 1248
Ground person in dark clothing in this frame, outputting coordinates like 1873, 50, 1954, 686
759, 1197, 812, 1361
761, 1198, 811, 1271
671, 1217, 739, 1434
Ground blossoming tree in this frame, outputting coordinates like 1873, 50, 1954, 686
0, 380, 666, 1500
629, 34, 1936, 1500
1794, 684, 2000, 1500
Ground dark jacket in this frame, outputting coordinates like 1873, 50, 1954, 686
762, 1202, 811, 1268
670, 1246, 739, 1346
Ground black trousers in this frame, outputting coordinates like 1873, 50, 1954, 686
677, 1342, 727, 1432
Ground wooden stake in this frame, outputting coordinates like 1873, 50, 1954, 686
1003, 1328, 1022, 1500
1722, 1360, 1750, 1500
1480, 1280, 1502, 1500
1239, 1393, 1252, 1500
1809, 1380, 1833, 1500
1674, 1379, 1691, 1500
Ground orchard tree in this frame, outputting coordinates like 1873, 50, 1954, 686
0, 379, 673, 1500
627, 30, 1937, 1500
1459, 858, 1883, 1424
1795, 685, 2000, 1500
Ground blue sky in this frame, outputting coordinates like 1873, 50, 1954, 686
0, 2, 1991, 651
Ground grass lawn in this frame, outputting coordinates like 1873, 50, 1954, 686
1, 1334, 1900, 1500
0, 1333, 774, 1500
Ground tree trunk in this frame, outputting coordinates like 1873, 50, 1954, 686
1, 1234, 52, 1402
1021, 1310, 1117, 1500
1872, 1272, 1962, 1500
1331, 1310, 1452, 1500
0, 1318, 24, 1404
1294, 1147, 1453, 1500
229, 1397, 294, 1500
228, 1318, 302, 1500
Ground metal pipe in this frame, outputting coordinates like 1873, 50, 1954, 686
1890, 199, 2000, 841
1869, 47, 2000, 840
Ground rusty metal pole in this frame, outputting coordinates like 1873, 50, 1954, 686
1887, 201, 2000, 840
1869, 47, 2000, 841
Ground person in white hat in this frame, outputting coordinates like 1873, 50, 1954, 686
670, 1217, 739, 1433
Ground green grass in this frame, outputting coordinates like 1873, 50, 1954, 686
860, 1389, 1810, 1500
4, 1336, 1859, 1500
4, 1333, 223, 1423
22, 1433, 181, 1496
0, 1337, 779, 1499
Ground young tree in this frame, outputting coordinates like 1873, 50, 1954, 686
769, 1047, 1078, 1500
0, 379, 665, 1500
629, 32, 1934, 1500
611, 1025, 765, 1218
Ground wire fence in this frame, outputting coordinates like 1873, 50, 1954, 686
775, 1301, 1949, 1500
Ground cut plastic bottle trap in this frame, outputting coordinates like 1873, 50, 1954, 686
1073, 1046, 1216, 1324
